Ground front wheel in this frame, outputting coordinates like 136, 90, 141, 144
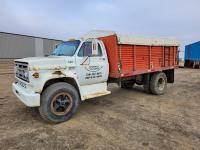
150, 72, 167, 95
39, 82, 80, 123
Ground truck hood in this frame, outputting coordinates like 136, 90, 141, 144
15, 56, 72, 71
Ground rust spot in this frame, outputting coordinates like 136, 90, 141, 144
32, 66, 40, 71
35, 90, 42, 94
54, 66, 62, 70
52, 70, 65, 76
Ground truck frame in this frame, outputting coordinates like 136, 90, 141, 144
12, 30, 180, 123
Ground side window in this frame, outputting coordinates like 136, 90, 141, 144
78, 42, 92, 57
78, 42, 103, 57
97, 43, 103, 57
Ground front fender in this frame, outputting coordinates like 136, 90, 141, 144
31, 69, 84, 100
30, 69, 75, 90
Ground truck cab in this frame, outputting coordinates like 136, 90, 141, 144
12, 38, 110, 123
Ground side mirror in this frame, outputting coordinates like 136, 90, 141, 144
92, 40, 98, 56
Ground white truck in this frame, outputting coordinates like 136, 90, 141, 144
12, 31, 179, 123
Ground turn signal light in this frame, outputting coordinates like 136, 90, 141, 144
32, 72, 39, 78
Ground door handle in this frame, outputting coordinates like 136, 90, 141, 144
99, 58, 105, 60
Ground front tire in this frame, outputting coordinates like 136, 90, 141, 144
39, 82, 79, 123
150, 72, 167, 95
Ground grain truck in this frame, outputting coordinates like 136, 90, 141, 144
12, 31, 180, 123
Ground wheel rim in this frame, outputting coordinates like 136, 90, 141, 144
157, 77, 165, 91
51, 92, 73, 116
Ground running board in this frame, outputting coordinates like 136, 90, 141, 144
83, 90, 111, 100
79, 82, 111, 100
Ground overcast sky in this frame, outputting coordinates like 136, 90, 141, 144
1, 0, 200, 57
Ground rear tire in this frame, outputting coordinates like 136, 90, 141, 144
39, 82, 79, 123
150, 72, 167, 95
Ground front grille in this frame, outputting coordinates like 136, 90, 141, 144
15, 61, 29, 82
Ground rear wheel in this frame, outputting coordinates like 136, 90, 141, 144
39, 82, 79, 123
150, 72, 167, 95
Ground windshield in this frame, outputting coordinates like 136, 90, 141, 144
51, 40, 80, 56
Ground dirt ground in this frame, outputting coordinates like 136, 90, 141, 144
0, 68, 200, 150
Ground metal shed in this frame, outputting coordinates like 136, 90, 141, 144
184, 41, 200, 68
0, 32, 63, 59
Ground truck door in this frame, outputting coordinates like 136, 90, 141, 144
76, 40, 108, 86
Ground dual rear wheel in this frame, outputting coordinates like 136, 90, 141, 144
149, 72, 167, 95
121, 72, 167, 95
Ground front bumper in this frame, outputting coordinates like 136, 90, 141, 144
12, 82, 40, 107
